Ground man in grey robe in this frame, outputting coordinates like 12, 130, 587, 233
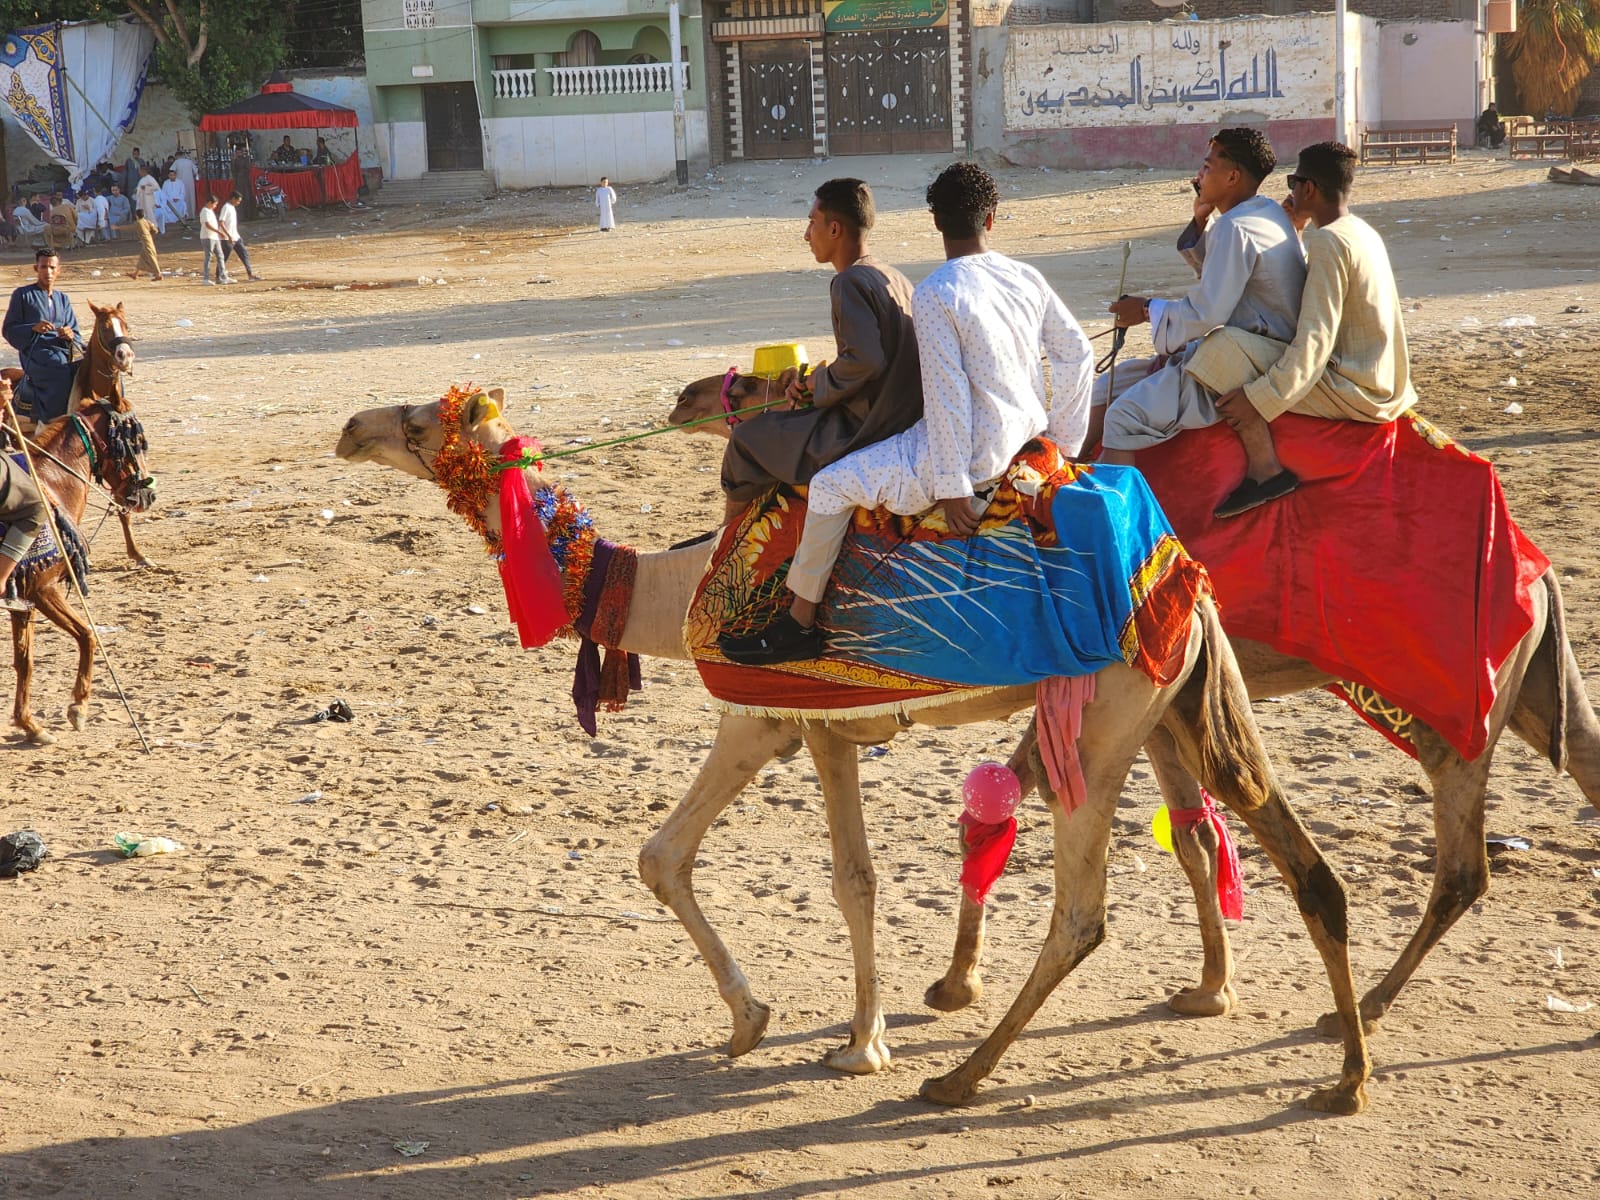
719, 177, 923, 523
1090, 127, 1306, 465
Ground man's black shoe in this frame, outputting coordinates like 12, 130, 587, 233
718, 613, 824, 665
1213, 469, 1299, 520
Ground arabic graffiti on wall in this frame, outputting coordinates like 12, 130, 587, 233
1006, 17, 1328, 130
823, 1, 950, 31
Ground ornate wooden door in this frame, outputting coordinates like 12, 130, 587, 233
740, 41, 814, 160
827, 29, 952, 156
423, 83, 484, 172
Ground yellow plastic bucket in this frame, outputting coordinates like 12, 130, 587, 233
750, 342, 807, 379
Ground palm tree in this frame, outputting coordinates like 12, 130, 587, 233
1503, 0, 1600, 116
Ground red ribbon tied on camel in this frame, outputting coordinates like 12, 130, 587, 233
497, 436, 568, 648
957, 813, 1018, 906
1169, 789, 1244, 921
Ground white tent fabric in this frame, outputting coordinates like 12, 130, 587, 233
0, 17, 156, 184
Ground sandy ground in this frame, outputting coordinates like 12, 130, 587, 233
2, 149, 1599, 1199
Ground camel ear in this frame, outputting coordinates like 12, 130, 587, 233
464, 392, 501, 427
487, 387, 507, 412
776, 366, 799, 391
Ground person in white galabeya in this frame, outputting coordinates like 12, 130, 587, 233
595, 177, 617, 232
218, 191, 262, 282
720, 162, 1094, 665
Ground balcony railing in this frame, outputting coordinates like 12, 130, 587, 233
492, 68, 538, 99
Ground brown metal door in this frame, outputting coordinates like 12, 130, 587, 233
423, 83, 483, 172
827, 29, 951, 156
740, 41, 813, 160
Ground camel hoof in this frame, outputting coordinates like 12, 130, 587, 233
919, 1070, 977, 1107
822, 1037, 891, 1075
924, 973, 983, 1012
67, 704, 88, 731
24, 726, 56, 746
1168, 982, 1237, 1017
727, 1000, 771, 1058
1315, 1009, 1377, 1038
1303, 1082, 1368, 1116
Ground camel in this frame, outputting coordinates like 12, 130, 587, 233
3, 305, 155, 743
670, 368, 1600, 1036
338, 391, 1375, 1114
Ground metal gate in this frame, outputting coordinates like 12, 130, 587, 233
826, 29, 952, 156
423, 83, 484, 172
740, 40, 814, 160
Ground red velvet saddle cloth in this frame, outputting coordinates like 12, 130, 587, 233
1134, 413, 1549, 760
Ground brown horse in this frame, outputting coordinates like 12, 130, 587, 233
4, 300, 149, 567
4, 356, 155, 744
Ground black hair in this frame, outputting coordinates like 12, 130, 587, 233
1210, 127, 1276, 184
1295, 141, 1359, 200
35, 248, 58, 263
925, 161, 999, 240
813, 177, 875, 234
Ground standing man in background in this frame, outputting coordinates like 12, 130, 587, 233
595, 177, 617, 232
219, 191, 262, 282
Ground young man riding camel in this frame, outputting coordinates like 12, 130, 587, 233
1091, 127, 1306, 516
718, 178, 924, 526
1199, 140, 1417, 505
720, 163, 1094, 665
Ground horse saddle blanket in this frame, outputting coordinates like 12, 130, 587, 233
685, 438, 1210, 719
0, 488, 89, 601
1133, 412, 1548, 761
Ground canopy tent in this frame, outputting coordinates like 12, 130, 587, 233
197, 79, 359, 133
198, 79, 361, 209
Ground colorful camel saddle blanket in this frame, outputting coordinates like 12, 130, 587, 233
686, 439, 1210, 719
1133, 413, 1549, 761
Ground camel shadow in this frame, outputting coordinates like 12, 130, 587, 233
4, 1004, 1590, 1200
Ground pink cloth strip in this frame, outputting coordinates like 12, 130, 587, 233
1169, 789, 1245, 920
1036, 674, 1097, 817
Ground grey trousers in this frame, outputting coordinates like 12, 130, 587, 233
0, 454, 46, 563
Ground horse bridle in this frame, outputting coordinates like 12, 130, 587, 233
398, 402, 438, 479
96, 316, 133, 361
70, 400, 153, 505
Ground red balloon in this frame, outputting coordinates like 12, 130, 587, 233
962, 761, 1022, 823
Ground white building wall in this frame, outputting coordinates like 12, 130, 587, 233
1378, 20, 1480, 132
375, 121, 430, 179
484, 110, 709, 187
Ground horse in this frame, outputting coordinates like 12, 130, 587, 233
4, 365, 155, 743
4, 300, 151, 568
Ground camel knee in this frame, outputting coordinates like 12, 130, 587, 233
831, 861, 877, 914
638, 835, 685, 903
1432, 864, 1488, 920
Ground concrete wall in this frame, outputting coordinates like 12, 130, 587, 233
1001, 16, 1337, 169
1378, 19, 1483, 143
484, 109, 709, 186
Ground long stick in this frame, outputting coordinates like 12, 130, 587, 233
1106, 239, 1132, 402
3, 405, 150, 753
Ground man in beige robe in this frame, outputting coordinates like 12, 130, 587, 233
719, 178, 923, 523
1199, 140, 1417, 517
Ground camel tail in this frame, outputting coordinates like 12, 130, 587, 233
1193, 597, 1274, 812
1538, 567, 1569, 772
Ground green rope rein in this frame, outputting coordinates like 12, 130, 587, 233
487, 396, 791, 472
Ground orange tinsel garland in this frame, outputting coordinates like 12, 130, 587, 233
432, 384, 502, 549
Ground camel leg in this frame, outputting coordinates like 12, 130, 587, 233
924, 723, 1038, 1012
1146, 727, 1236, 1017
1319, 724, 1494, 1038
920, 733, 1134, 1106
1506, 576, 1600, 803
1164, 602, 1369, 1113
9, 609, 52, 745
638, 713, 802, 1058
117, 510, 156, 570
803, 724, 891, 1074
31, 583, 94, 732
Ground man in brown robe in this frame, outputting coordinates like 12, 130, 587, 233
720, 178, 923, 522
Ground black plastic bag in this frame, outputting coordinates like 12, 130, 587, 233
0, 831, 48, 878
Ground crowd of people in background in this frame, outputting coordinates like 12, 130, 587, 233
0, 145, 265, 283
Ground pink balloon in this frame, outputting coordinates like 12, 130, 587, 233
962, 761, 1022, 824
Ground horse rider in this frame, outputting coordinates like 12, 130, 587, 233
0, 373, 48, 610
3, 248, 83, 425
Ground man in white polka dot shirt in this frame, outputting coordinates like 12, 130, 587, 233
721, 162, 1095, 665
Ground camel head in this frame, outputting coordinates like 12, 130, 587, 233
336, 387, 509, 480
666, 368, 798, 441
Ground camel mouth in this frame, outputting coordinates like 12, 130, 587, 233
334, 431, 370, 461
